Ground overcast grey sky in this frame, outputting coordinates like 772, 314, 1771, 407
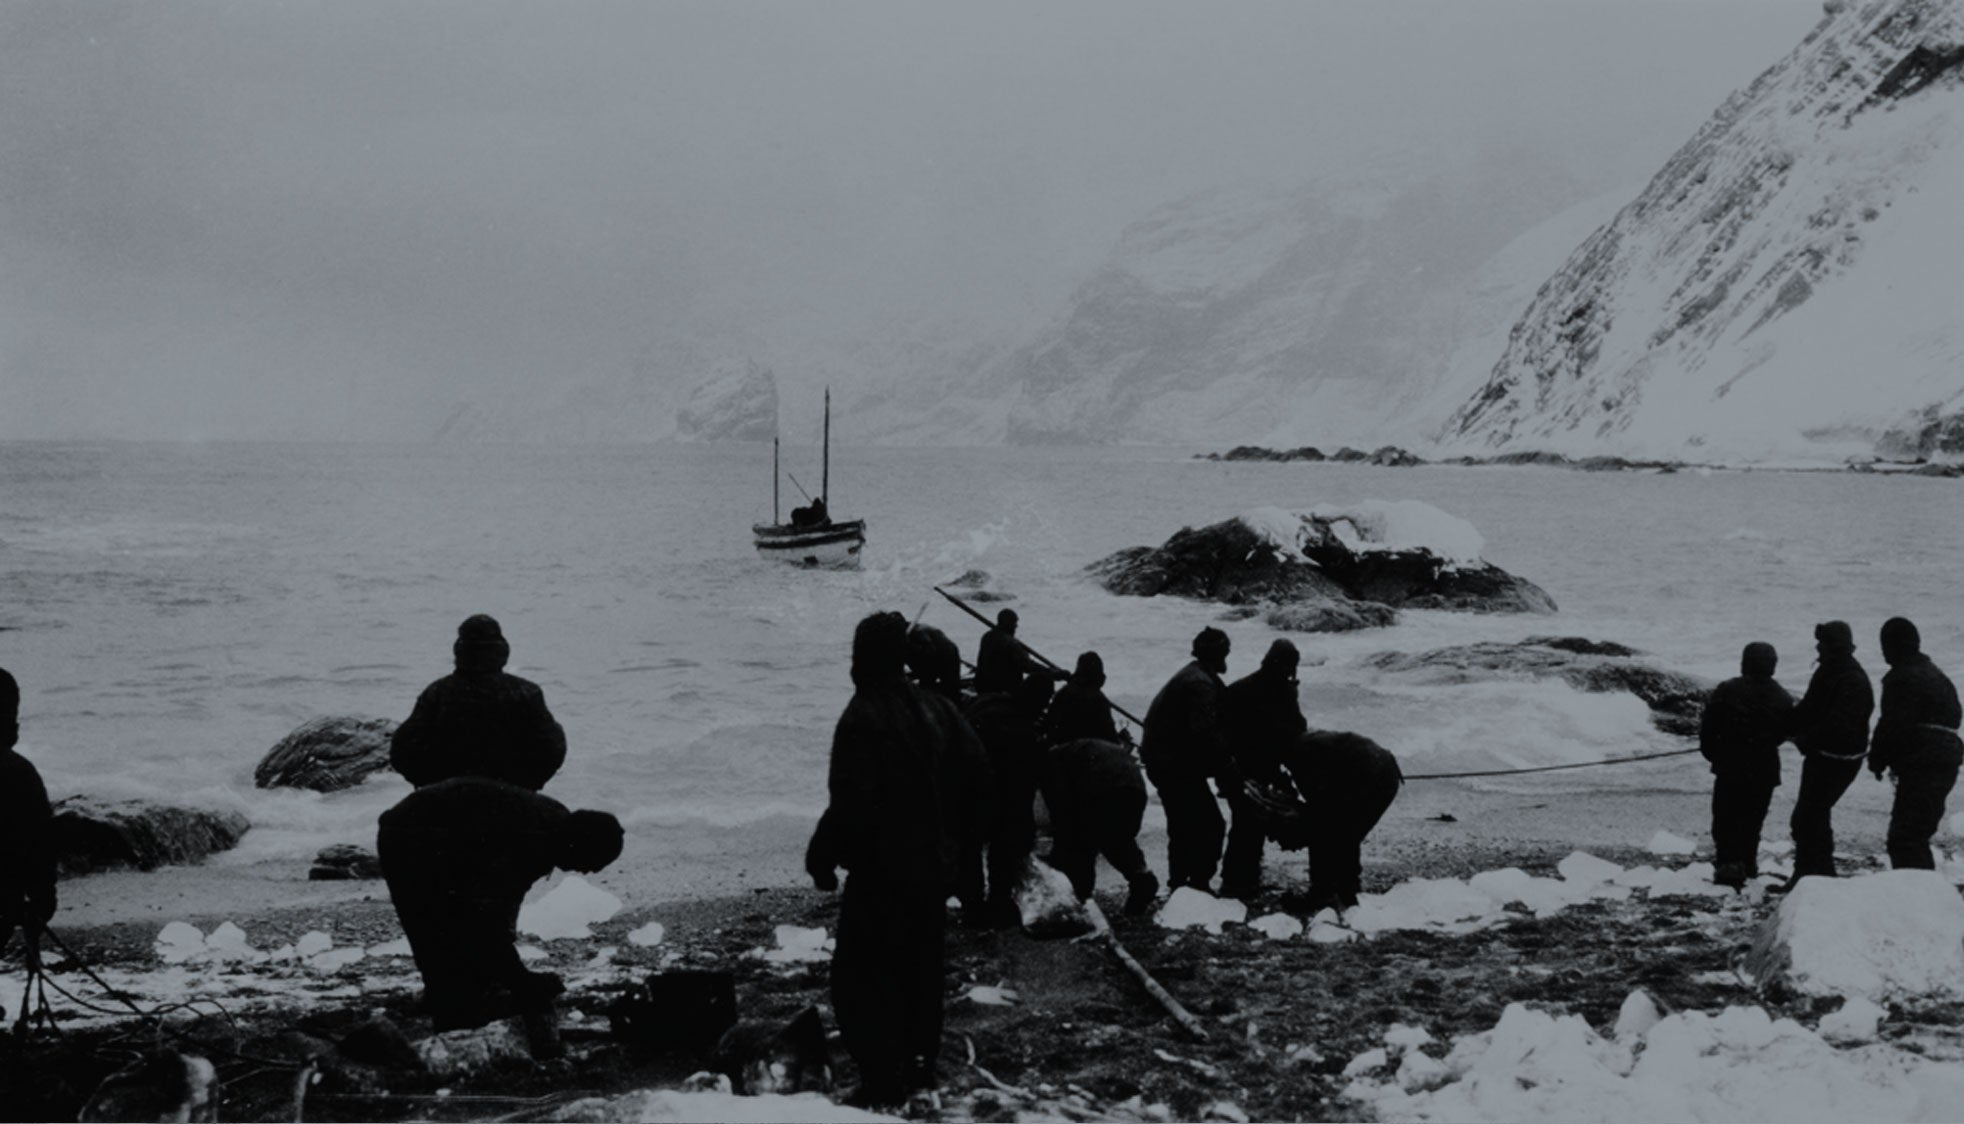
0, 0, 1821, 439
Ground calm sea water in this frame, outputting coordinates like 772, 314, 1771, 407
3, 440, 1960, 866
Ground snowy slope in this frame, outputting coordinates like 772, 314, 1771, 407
987, 162, 1602, 448
1444, 0, 1964, 462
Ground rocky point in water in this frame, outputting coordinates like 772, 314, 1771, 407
50, 797, 251, 874
254, 715, 399, 793
1087, 502, 1555, 632
1363, 636, 1710, 736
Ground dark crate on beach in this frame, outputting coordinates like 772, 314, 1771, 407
606, 970, 737, 1053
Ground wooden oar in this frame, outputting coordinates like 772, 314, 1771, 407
930, 585, 1145, 729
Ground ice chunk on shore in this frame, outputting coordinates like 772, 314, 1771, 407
1248, 913, 1303, 941
1950, 812, 1964, 838
1646, 830, 1697, 856
517, 874, 621, 941
156, 922, 206, 964
1819, 997, 1885, 1043
1612, 991, 1662, 1042
367, 937, 412, 957
756, 925, 834, 964
295, 931, 333, 958
627, 921, 666, 947
1557, 851, 1623, 889
309, 947, 365, 972
1746, 869, 1964, 998
1155, 887, 1246, 933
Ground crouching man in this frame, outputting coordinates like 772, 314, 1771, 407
1041, 737, 1160, 915
1277, 731, 1402, 913
377, 776, 623, 1054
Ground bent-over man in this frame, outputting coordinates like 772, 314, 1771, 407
1278, 731, 1401, 913
1041, 737, 1159, 915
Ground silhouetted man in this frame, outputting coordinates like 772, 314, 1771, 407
392, 614, 567, 790
904, 623, 964, 702
1700, 641, 1794, 889
1041, 737, 1159, 915
1140, 628, 1233, 893
1, 669, 55, 973
1869, 617, 1962, 870
1786, 620, 1873, 884
964, 675, 1055, 926
1043, 651, 1125, 747
1278, 730, 1401, 912
377, 776, 622, 1051
973, 609, 1061, 697
1220, 639, 1309, 899
805, 611, 990, 1105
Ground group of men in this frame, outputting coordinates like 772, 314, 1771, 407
804, 607, 1403, 1103
1700, 616, 1963, 888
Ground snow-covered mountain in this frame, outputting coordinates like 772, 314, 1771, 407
1444, 0, 1964, 461
973, 157, 1609, 449
674, 359, 778, 442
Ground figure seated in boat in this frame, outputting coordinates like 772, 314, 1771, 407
790, 497, 830, 528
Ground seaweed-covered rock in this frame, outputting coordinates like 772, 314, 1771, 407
1088, 503, 1555, 625
51, 797, 251, 874
254, 716, 398, 792
1364, 638, 1710, 736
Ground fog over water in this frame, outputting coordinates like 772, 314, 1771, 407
1, 0, 1820, 440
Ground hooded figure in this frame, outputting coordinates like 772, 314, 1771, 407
391, 614, 568, 790
1, 668, 56, 963
1219, 639, 1309, 899
1868, 617, 1963, 869
1140, 628, 1233, 892
973, 609, 1039, 697
377, 777, 623, 1052
904, 624, 964, 702
1785, 620, 1874, 883
1043, 651, 1123, 747
1699, 641, 1794, 888
805, 611, 991, 1105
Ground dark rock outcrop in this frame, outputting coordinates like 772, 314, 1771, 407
1364, 638, 1710, 736
254, 716, 398, 792
51, 798, 252, 874
1089, 510, 1555, 631
309, 843, 383, 881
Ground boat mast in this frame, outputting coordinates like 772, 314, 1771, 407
821, 387, 831, 508
772, 437, 781, 524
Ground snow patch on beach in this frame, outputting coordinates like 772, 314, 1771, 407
1156, 887, 1247, 933
1748, 870, 1964, 999
752, 924, 834, 964
1344, 1000, 1964, 1123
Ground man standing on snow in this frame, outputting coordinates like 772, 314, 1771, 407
1219, 639, 1309, 900
805, 611, 991, 1106
1868, 617, 1963, 870
1699, 641, 1794, 889
391, 614, 567, 790
1785, 620, 1874, 885
1140, 627, 1234, 893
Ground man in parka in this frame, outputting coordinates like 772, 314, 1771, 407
377, 776, 623, 1050
1042, 651, 1124, 747
1699, 641, 1794, 889
1785, 621, 1874, 884
1041, 736, 1159, 915
964, 674, 1056, 926
391, 614, 567, 790
1, 669, 56, 972
1868, 617, 1963, 870
1140, 628, 1233, 893
805, 611, 991, 1105
1277, 730, 1401, 912
1219, 639, 1309, 900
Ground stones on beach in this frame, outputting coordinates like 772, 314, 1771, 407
1363, 637, 1711, 736
253, 715, 399, 792
308, 843, 382, 880
1086, 504, 1555, 631
51, 796, 251, 874
415, 1018, 535, 1079
1745, 869, 1964, 999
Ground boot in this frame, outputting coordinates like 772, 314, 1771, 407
1123, 871, 1160, 917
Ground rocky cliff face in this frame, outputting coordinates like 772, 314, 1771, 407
1445, 0, 1964, 460
993, 160, 1597, 448
675, 359, 779, 442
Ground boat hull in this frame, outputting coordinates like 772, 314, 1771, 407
752, 520, 867, 569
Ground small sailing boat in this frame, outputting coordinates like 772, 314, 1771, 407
753, 387, 867, 568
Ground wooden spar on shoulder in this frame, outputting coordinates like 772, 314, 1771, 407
930, 585, 1145, 729
772, 437, 780, 525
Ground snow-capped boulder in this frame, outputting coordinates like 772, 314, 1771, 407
675, 360, 778, 442
254, 715, 398, 792
1745, 869, 1964, 998
1088, 503, 1553, 628
1364, 638, 1709, 736
51, 797, 251, 874
308, 843, 383, 881
1444, 0, 1964, 462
